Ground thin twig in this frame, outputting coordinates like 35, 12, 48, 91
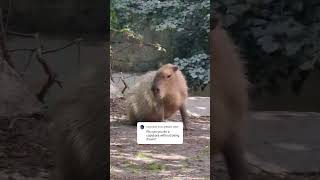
110, 69, 115, 83
7, 31, 38, 38
22, 50, 35, 74
111, 40, 160, 50
77, 40, 81, 65
3, 26, 81, 102
36, 48, 62, 102
8, 38, 83, 55
111, 58, 156, 65
8, 48, 35, 52
34, 36, 82, 102
42, 38, 83, 54
120, 72, 129, 94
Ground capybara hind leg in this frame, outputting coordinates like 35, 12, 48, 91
222, 136, 248, 180
179, 103, 189, 130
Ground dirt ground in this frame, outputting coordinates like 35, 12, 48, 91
0, 115, 53, 180
213, 163, 320, 180
2, 97, 319, 180
110, 97, 320, 180
110, 97, 211, 179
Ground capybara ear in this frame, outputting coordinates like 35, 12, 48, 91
172, 65, 178, 72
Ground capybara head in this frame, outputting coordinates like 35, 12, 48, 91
151, 64, 179, 99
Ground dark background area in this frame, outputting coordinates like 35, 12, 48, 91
212, 1, 320, 180
213, 0, 320, 112
0, 0, 106, 34
0, 1, 108, 179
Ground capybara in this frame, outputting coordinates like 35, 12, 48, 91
48, 57, 107, 180
211, 19, 249, 180
126, 64, 189, 129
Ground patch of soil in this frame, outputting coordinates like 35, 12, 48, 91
0, 115, 53, 180
110, 97, 211, 179
213, 169, 320, 180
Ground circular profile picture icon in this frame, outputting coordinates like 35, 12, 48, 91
140, 125, 144, 130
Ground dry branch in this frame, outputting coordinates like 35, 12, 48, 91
111, 40, 157, 49
43, 38, 82, 54
2, 29, 82, 102
120, 72, 129, 94
35, 48, 62, 103
7, 31, 38, 38
0, 8, 14, 68
0, 5, 83, 103
32, 35, 81, 102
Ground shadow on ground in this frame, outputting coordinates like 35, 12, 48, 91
214, 111, 320, 180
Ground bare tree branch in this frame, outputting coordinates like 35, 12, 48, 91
8, 48, 35, 52
5, 32, 80, 102
120, 72, 129, 94
7, 31, 38, 38
22, 50, 35, 74
0, 8, 14, 68
35, 48, 63, 103
43, 38, 83, 54
0, 8, 82, 103
111, 40, 157, 49
77, 40, 81, 65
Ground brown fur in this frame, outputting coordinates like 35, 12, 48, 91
211, 21, 249, 180
48, 57, 107, 180
126, 64, 189, 129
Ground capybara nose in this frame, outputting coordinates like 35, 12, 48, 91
151, 85, 159, 94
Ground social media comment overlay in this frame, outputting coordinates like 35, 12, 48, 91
137, 122, 183, 144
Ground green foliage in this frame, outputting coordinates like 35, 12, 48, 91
112, 0, 209, 33
174, 53, 210, 90
111, 0, 210, 90
214, 0, 320, 94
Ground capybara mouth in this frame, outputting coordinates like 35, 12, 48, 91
153, 92, 163, 99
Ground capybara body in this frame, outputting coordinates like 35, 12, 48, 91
126, 64, 189, 129
48, 57, 107, 180
211, 21, 249, 180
